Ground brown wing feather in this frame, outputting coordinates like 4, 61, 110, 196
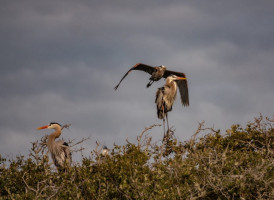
163, 69, 186, 79
114, 63, 156, 90
177, 79, 189, 106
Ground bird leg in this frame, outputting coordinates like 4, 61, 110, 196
162, 105, 167, 142
163, 118, 166, 137
166, 112, 169, 131
162, 118, 166, 142
162, 113, 170, 142
166, 112, 170, 134
146, 80, 154, 88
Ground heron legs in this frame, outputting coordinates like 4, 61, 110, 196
163, 118, 166, 136
161, 105, 166, 141
162, 107, 172, 142
166, 112, 169, 131
146, 80, 154, 88
163, 114, 171, 141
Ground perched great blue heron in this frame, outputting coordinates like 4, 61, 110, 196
114, 63, 188, 90
155, 75, 188, 136
37, 122, 71, 171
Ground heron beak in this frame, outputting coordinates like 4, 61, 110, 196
37, 125, 48, 130
176, 77, 187, 80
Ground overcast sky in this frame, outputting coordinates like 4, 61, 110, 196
1, 0, 273, 160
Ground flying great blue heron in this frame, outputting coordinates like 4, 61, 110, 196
37, 122, 71, 171
114, 63, 188, 93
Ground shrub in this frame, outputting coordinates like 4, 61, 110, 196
0, 115, 273, 199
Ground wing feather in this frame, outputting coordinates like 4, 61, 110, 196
114, 63, 156, 90
51, 141, 71, 169
163, 70, 186, 79
61, 142, 71, 166
177, 79, 189, 107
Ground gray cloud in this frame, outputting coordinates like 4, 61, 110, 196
1, 0, 274, 160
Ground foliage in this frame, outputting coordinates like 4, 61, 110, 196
0, 115, 273, 199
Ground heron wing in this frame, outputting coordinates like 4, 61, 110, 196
114, 63, 156, 90
155, 87, 165, 119
163, 69, 187, 79
52, 141, 71, 168
177, 79, 189, 107
61, 142, 71, 165
63, 142, 69, 146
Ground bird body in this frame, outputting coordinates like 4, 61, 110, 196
146, 66, 166, 87
37, 122, 71, 171
155, 77, 177, 119
155, 75, 188, 135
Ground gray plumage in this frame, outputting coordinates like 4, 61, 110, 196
155, 75, 188, 135
37, 122, 71, 171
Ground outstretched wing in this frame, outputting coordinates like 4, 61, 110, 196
177, 78, 189, 107
163, 69, 187, 79
114, 63, 156, 90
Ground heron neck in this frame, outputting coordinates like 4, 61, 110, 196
166, 79, 177, 89
166, 78, 171, 85
167, 80, 177, 97
48, 126, 62, 144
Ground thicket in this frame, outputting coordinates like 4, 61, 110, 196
0, 115, 273, 199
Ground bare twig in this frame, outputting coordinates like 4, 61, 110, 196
137, 124, 161, 148
61, 123, 71, 130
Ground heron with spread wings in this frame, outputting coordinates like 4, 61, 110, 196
114, 63, 189, 137
114, 63, 188, 90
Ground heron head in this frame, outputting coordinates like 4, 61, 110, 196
166, 75, 186, 84
101, 146, 109, 156
37, 122, 62, 130
172, 75, 186, 81
160, 65, 166, 70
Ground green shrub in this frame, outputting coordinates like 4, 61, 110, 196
0, 115, 273, 199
